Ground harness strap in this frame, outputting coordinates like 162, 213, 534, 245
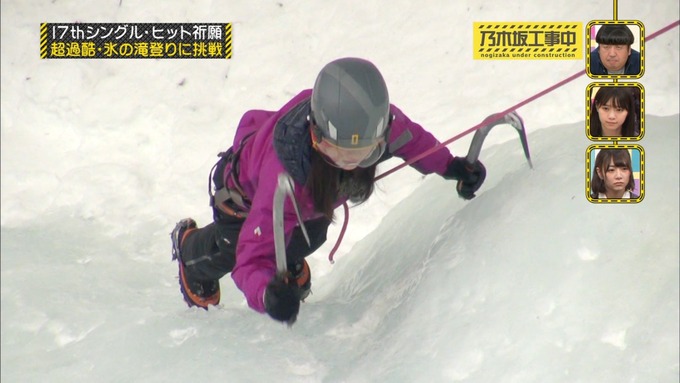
208, 133, 256, 218
213, 186, 248, 213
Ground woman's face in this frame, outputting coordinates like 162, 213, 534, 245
597, 99, 629, 136
598, 158, 631, 197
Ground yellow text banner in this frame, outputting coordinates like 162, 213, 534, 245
473, 22, 583, 60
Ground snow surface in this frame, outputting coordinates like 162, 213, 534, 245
1, 1, 679, 382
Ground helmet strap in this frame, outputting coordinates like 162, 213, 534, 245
309, 123, 323, 151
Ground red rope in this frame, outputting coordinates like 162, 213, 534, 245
328, 201, 350, 263
328, 20, 680, 263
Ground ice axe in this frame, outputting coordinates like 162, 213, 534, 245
273, 172, 310, 278
457, 111, 532, 196
465, 111, 533, 168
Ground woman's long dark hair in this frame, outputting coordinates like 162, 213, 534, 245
590, 87, 638, 137
306, 149, 377, 221
590, 149, 635, 198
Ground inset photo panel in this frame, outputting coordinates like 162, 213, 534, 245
586, 145, 644, 203
586, 82, 644, 140
586, 20, 645, 79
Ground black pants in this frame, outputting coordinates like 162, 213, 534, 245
181, 208, 331, 282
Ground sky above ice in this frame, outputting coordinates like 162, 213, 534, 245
1, 1, 679, 382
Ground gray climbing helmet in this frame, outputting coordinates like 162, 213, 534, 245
311, 58, 391, 166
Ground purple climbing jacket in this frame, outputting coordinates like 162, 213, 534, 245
227, 89, 455, 313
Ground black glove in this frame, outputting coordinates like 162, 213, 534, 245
443, 156, 487, 200
264, 273, 300, 325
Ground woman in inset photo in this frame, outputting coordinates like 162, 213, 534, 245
590, 149, 638, 199
589, 86, 640, 138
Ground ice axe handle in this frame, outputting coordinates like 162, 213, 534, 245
465, 111, 532, 169
465, 113, 500, 165
273, 175, 289, 275
456, 163, 481, 197
273, 173, 311, 276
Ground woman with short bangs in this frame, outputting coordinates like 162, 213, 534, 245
590, 87, 638, 138
590, 149, 638, 199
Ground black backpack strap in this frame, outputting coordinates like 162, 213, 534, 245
208, 132, 256, 216
208, 149, 232, 207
